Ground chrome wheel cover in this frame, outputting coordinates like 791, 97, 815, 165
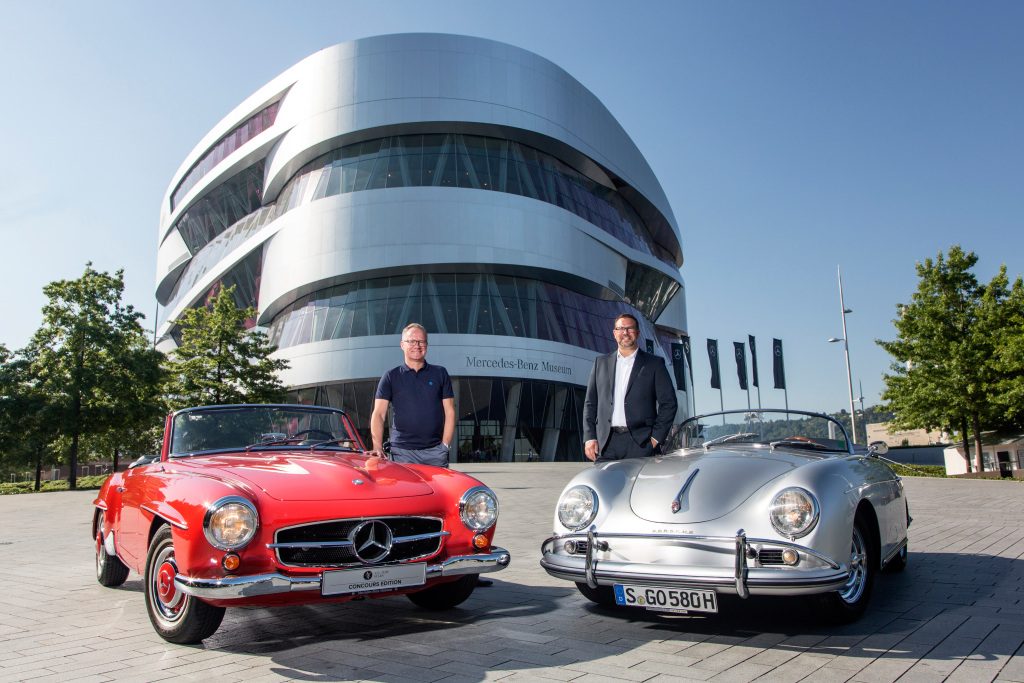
838, 525, 867, 604
148, 543, 187, 625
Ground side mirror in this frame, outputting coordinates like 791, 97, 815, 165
867, 441, 889, 457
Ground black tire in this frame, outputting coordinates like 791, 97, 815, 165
815, 515, 876, 622
144, 526, 226, 643
407, 574, 477, 610
884, 542, 908, 573
95, 521, 129, 587
575, 581, 616, 607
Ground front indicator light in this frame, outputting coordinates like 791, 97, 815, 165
222, 553, 240, 571
781, 549, 800, 565
473, 534, 489, 550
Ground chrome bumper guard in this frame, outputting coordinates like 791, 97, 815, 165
175, 546, 511, 600
542, 529, 845, 598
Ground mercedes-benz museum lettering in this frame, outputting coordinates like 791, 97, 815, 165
155, 34, 688, 462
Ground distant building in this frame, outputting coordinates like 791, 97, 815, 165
865, 422, 947, 447
943, 434, 1024, 477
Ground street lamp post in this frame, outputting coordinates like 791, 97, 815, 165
827, 265, 858, 444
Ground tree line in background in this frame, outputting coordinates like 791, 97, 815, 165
0, 265, 288, 490
878, 245, 1024, 472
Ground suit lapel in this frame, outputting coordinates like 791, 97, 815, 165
624, 350, 644, 396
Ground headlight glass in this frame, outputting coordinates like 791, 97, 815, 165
557, 485, 598, 530
460, 487, 498, 530
769, 487, 819, 538
204, 498, 258, 550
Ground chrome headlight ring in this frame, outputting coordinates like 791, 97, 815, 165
203, 496, 259, 550
557, 485, 598, 531
459, 486, 498, 531
769, 487, 819, 539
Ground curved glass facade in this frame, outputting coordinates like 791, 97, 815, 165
171, 100, 280, 211
279, 133, 676, 267
292, 377, 587, 462
171, 161, 266, 254
268, 272, 661, 354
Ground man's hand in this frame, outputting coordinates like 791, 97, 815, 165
584, 439, 599, 462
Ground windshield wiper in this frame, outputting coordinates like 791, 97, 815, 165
769, 438, 837, 452
702, 432, 760, 448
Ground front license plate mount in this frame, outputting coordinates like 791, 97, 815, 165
613, 583, 718, 614
322, 563, 426, 596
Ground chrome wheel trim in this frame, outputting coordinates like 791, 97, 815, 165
838, 525, 867, 604
148, 543, 186, 625
95, 530, 106, 577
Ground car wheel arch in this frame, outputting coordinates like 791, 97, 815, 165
853, 500, 882, 571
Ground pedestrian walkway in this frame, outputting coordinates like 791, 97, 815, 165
1, 465, 1023, 682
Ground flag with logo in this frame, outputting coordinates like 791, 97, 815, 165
773, 338, 786, 389
681, 334, 694, 389
670, 342, 687, 392
748, 335, 759, 388
707, 339, 721, 389
734, 341, 748, 390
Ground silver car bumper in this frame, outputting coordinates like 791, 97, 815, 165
175, 547, 510, 600
540, 529, 849, 598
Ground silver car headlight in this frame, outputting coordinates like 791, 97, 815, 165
769, 487, 819, 538
460, 486, 498, 530
558, 485, 598, 530
204, 497, 258, 550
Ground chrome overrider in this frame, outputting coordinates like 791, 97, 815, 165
540, 528, 850, 597
174, 547, 511, 599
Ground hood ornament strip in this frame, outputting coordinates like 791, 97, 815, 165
671, 468, 700, 513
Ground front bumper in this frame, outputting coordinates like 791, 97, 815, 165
540, 530, 849, 598
175, 547, 510, 600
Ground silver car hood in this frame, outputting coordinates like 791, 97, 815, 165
630, 448, 805, 524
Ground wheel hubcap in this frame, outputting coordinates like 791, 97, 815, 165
150, 545, 186, 621
839, 527, 867, 604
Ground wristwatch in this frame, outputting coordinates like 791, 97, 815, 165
442, 442, 450, 450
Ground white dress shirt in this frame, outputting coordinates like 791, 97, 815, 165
611, 350, 637, 428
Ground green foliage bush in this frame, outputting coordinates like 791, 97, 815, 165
0, 474, 109, 495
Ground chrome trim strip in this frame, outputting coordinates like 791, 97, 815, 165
672, 468, 699, 514
174, 547, 511, 600
543, 531, 841, 570
140, 505, 188, 530
267, 530, 450, 550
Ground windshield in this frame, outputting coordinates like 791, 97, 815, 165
170, 405, 361, 456
669, 410, 852, 453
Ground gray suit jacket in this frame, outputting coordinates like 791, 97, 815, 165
583, 349, 678, 452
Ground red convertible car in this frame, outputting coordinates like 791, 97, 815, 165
92, 404, 510, 643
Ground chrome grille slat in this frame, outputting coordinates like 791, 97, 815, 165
274, 516, 444, 567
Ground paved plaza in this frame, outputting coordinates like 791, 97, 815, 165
2, 465, 1024, 682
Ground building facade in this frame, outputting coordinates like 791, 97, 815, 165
155, 34, 688, 462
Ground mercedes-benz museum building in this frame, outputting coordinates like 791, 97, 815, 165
155, 34, 688, 462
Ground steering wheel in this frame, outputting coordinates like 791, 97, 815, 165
292, 429, 334, 442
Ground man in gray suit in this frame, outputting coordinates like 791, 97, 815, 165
583, 313, 677, 462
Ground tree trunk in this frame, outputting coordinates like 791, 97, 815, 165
69, 431, 79, 490
960, 419, 970, 471
34, 446, 43, 492
972, 414, 984, 474
113, 447, 119, 473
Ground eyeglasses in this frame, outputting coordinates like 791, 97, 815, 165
613, 326, 637, 332
402, 339, 427, 347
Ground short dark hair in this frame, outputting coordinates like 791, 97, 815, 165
614, 313, 639, 328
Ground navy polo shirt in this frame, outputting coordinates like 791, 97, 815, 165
375, 362, 454, 449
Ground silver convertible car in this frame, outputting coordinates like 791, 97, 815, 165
541, 409, 910, 621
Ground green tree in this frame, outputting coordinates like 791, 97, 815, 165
990, 275, 1024, 428
164, 286, 288, 409
877, 246, 1020, 472
29, 264, 163, 489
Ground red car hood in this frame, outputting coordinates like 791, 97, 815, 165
182, 452, 435, 501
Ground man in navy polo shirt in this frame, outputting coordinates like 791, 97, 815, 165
370, 323, 455, 466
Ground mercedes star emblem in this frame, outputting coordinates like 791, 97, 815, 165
348, 520, 393, 563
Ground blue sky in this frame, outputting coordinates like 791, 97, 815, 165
1, 1, 1021, 416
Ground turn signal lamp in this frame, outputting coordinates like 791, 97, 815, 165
222, 553, 241, 571
781, 549, 800, 566
473, 534, 489, 550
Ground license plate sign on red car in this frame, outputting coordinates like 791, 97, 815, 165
322, 563, 426, 596
613, 584, 718, 613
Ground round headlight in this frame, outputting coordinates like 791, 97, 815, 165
558, 485, 598, 530
204, 497, 258, 550
769, 487, 819, 538
460, 487, 498, 530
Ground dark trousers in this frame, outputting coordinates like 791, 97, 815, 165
597, 430, 654, 462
